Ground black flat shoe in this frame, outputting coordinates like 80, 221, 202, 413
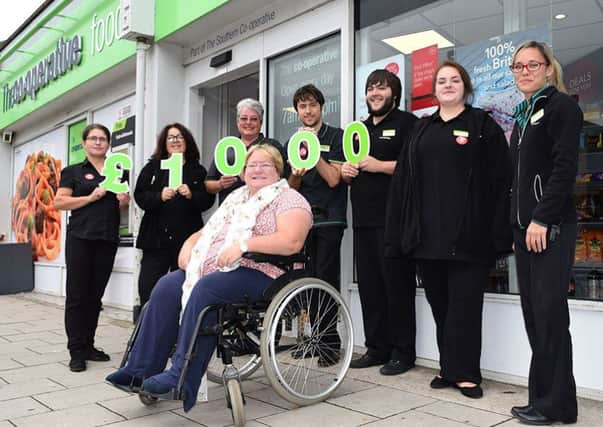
454, 383, 483, 399
430, 376, 452, 389
511, 405, 532, 418
87, 347, 111, 362
291, 347, 314, 359
379, 360, 414, 376
69, 357, 86, 372
514, 406, 576, 425
317, 353, 340, 367
349, 353, 388, 369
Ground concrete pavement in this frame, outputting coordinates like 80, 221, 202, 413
1, 293, 601, 426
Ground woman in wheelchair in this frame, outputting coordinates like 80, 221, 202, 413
106, 144, 312, 412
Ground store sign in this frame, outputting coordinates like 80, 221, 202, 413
184, 0, 330, 65
411, 44, 439, 117
2, 35, 83, 112
111, 115, 135, 147
456, 27, 550, 136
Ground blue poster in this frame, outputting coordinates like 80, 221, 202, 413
456, 27, 551, 137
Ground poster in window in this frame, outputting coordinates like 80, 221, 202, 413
355, 54, 405, 121
456, 27, 551, 138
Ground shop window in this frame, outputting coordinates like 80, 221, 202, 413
355, 0, 603, 301
267, 33, 341, 144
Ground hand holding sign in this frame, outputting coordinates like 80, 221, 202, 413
100, 153, 132, 193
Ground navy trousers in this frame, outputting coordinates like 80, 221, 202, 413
122, 267, 271, 411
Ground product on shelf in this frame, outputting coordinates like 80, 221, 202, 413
575, 232, 588, 263
586, 270, 601, 299
586, 230, 603, 263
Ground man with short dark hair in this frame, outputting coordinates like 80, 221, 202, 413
286, 84, 347, 367
342, 69, 418, 375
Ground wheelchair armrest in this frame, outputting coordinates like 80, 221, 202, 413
242, 252, 307, 271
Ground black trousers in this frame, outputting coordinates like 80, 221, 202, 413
355, 227, 416, 362
417, 259, 489, 384
65, 234, 118, 357
138, 246, 180, 307
513, 224, 577, 422
305, 226, 343, 349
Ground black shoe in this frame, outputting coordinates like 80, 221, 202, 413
379, 360, 414, 376
106, 370, 143, 392
511, 405, 532, 418
317, 352, 340, 367
430, 376, 452, 389
69, 357, 86, 372
513, 406, 555, 425
454, 383, 483, 399
87, 347, 111, 362
349, 353, 388, 369
291, 347, 313, 359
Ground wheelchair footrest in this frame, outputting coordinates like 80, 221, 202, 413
139, 388, 183, 402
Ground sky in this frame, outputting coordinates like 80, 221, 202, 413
0, 0, 46, 42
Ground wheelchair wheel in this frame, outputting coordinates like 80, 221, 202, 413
138, 393, 158, 406
226, 379, 245, 427
260, 277, 354, 406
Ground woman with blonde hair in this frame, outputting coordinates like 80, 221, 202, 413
508, 40, 581, 425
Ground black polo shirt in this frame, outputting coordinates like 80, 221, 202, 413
207, 133, 289, 204
351, 108, 417, 228
284, 123, 347, 226
59, 159, 121, 242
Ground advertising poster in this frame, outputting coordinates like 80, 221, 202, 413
411, 44, 439, 117
11, 127, 67, 262
456, 27, 551, 137
355, 54, 405, 121
268, 34, 341, 144
565, 46, 603, 125
68, 119, 87, 165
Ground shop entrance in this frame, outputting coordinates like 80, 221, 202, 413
199, 72, 259, 170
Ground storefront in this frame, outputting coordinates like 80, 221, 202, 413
1, 0, 601, 399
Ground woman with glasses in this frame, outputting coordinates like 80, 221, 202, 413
508, 41, 581, 425
54, 124, 130, 372
205, 98, 289, 204
107, 144, 312, 413
385, 61, 512, 398
134, 123, 215, 309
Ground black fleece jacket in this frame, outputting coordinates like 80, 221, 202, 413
509, 86, 583, 228
384, 106, 513, 264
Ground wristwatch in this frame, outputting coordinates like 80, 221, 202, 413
239, 240, 248, 254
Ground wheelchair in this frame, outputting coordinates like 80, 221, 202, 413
118, 252, 354, 427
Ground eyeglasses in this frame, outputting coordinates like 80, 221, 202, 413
509, 61, 547, 73
246, 162, 274, 170
239, 116, 260, 123
167, 135, 185, 143
86, 136, 108, 143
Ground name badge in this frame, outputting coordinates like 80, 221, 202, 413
531, 108, 544, 124
453, 130, 469, 137
320, 144, 331, 152
382, 129, 396, 137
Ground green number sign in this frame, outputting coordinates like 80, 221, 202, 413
287, 131, 321, 170
215, 137, 246, 176
160, 153, 183, 189
100, 153, 132, 193
343, 121, 370, 165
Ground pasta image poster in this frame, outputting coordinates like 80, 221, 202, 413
11, 127, 67, 263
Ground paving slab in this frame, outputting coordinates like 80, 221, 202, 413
11, 403, 124, 427
176, 396, 285, 426
258, 402, 378, 426
11, 349, 70, 366
108, 411, 203, 426
417, 400, 511, 426
98, 394, 182, 420
0, 397, 50, 420
34, 383, 130, 410
364, 410, 471, 426
0, 363, 70, 384
0, 378, 65, 401
328, 385, 436, 418
2, 331, 66, 345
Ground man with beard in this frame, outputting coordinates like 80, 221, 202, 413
286, 84, 347, 367
341, 69, 417, 375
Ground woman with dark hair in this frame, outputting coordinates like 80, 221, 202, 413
134, 123, 214, 308
55, 123, 130, 372
385, 61, 512, 397
508, 41, 580, 425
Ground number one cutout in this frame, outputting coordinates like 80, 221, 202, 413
161, 153, 183, 189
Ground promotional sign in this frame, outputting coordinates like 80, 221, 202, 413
355, 54, 405, 121
268, 34, 341, 144
411, 44, 439, 117
456, 27, 551, 136
111, 115, 136, 147
68, 119, 88, 165
11, 127, 67, 262
565, 46, 603, 124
